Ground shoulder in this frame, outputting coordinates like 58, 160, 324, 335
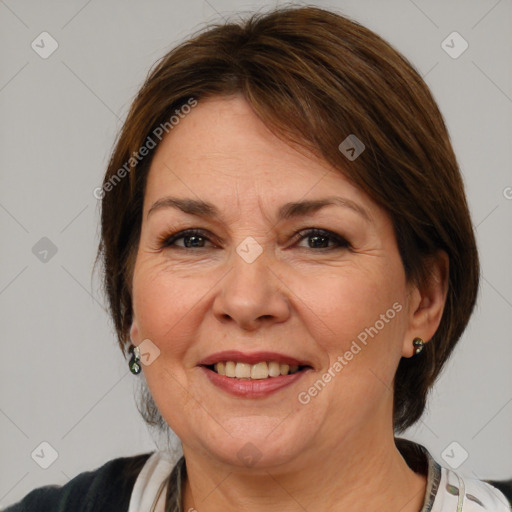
487, 480, 512, 507
395, 438, 511, 511
446, 471, 512, 511
3, 452, 153, 512
435, 465, 511, 511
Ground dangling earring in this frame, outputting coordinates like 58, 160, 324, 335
128, 344, 141, 374
413, 337, 425, 355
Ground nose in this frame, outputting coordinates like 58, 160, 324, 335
212, 249, 291, 331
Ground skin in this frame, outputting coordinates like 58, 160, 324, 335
130, 94, 449, 512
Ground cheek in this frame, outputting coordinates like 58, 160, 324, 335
301, 267, 404, 341
294, 265, 408, 400
131, 260, 212, 355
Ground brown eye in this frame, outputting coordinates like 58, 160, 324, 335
159, 229, 213, 249
294, 228, 350, 250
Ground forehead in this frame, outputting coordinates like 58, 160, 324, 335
144, 95, 374, 217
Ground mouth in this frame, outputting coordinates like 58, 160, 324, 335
203, 361, 312, 380
197, 350, 314, 397
198, 350, 314, 380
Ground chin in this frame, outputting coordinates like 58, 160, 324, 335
189, 416, 316, 470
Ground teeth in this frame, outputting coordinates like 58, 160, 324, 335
268, 361, 281, 377
212, 361, 303, 379
251, 362, 269, 380
225, 361, 236, 377
235, 362, 251, 379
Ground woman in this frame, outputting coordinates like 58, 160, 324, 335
5, 6, 511, 512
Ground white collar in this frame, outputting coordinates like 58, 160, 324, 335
430, 465, 511, 511
128, 451, 176, 512
128, 447, 511, 512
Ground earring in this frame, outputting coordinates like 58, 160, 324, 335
413, 337, 425, 355
128, 344, 141, 374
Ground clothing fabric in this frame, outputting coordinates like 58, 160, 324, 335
2, 453, 150, 512
3, 440, 511, 511
127, 450, 175, 512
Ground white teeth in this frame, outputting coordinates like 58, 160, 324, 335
215, 362, 226, 376
268, 361, 281, 377
225, 361, 236, 378
211, 361, 303, 379
251, 362, 269, 379
235, 362, 251, 378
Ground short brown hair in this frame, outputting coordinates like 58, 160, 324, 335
96, 6, 479, 432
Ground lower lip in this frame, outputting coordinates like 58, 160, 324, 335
199, 366, 310, 398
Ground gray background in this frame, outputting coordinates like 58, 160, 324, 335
1, 0, 511, 507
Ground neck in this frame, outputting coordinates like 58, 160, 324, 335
179, 430, 427, 512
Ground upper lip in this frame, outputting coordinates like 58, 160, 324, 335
199, 350, 313, 368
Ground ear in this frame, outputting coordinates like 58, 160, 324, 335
130, 318, 140, 344
402, 250, 449, 358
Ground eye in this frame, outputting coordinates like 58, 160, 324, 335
293, 228, 350, 250
158, 227, 350, 251
158, 229, 214, 249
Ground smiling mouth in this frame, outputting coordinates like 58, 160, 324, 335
203, 361, 312, 380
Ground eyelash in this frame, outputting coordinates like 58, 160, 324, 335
158, 228, 350, 251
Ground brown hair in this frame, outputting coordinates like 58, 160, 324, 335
96, 5, 479, 432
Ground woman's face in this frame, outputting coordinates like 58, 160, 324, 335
130, 94, 421, 469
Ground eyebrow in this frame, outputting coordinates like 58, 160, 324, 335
147, 195, 371, 223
